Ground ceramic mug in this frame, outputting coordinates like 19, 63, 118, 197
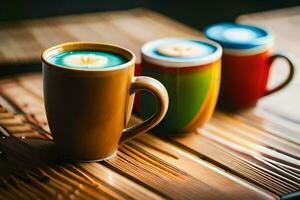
42, 42, 169, 161
205, 23, 295, 110
140, 38, 222, 134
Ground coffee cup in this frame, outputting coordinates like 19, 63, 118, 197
140, 38, 222, 134
42, 42, 169, 161
205, 23, 295, 110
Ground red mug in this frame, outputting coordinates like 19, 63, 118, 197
205, 23, 296, 110
219, 50, 295, 110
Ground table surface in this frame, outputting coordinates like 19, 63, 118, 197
0, 8, 299, 200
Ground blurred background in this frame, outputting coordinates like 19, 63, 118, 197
1, 0, 300, 78
2, 0, 300, 28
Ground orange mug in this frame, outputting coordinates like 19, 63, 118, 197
42, 42, 169, 161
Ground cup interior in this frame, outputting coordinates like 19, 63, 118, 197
41, 42, 135, 71
141, 38, 222, 68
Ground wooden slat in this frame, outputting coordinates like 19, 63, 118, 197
0, 8, 202, 66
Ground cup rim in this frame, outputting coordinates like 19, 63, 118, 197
41, 41, 136, 71
222, 42, 273, 56
141, 38, 222, 67
204, 22, 274, 50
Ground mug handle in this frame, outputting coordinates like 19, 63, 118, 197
118, 76, 169, 145
263, 52, 295, 96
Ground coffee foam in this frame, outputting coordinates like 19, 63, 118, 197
141, 38, 221, 67
48, 50, 128, 69
157, 43, 211, 58
223, 28, 256, 42
204, 23, 273, 51
63, 54, 108, 68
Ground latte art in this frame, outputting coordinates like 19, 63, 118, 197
157, 43, 210, 58
63, 54, 108, 68
141, 38, 220, 68
48, 50, 128, 69
223, 28, 256, 42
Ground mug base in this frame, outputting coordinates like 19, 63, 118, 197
75, 150, 118, 163
217, 101, 257, 112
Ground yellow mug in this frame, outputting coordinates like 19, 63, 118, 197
42, 42, 169, 161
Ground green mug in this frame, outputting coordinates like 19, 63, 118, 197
141, 38, 222, 134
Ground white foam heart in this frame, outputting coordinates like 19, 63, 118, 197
63, 54, 108, 68
157, 43, 210, 58
223, 28, 256, 42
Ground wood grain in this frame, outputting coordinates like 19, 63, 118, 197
0, 8, 201, 66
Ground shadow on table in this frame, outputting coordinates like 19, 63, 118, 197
0, 135, 68, 177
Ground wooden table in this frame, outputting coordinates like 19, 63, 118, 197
0, 8, 299, 200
